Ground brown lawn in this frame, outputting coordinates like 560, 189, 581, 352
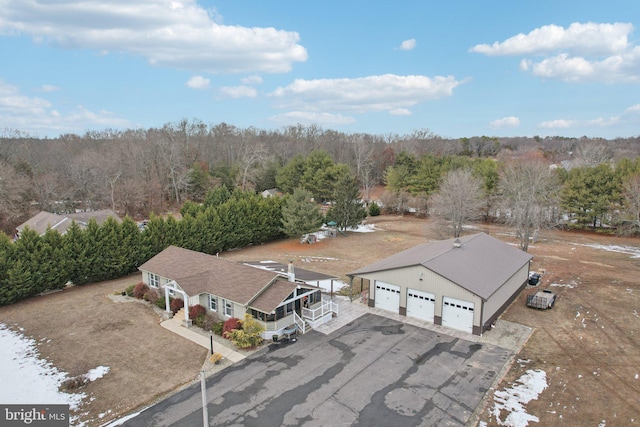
1, 215, 639, 426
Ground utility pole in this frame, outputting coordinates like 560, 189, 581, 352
200, 370, 208, 426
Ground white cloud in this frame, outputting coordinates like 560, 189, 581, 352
218, 85, 257, 98
520, 47, 640, 83
186, 75, 210, 89
270, 74, 461, 113
471, 22, 640, 84
399, 38, 416, 51
539, 119, 575, 129
270, 111, 355, 126
0, 0, 307, 74
471, 22, 632, 56
389, 108, 411, 116
539, 104, 640, 131
40, 84, 59, 92
490, 116, 520, 129
241, 75, 264, 85
0, 80, 131, 137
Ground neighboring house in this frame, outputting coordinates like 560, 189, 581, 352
139, 246, 338, 339
347, 232, 533, 335
260, 188, 282, 198
14, 209, 122, 239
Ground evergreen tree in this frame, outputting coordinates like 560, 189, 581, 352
561, 163, 622, 228
64, 221, 91, 285
326, 174, 367, 230
280, 188, 324, 238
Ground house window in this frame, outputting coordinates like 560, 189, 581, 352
209, 295, 217, 312
223, 299, 233, 317
148, 273, 159, 288
167, 287, 175, 296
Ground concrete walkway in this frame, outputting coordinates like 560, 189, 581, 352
160, 319, 245, 363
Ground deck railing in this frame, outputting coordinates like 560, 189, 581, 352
302, 299, 338, 322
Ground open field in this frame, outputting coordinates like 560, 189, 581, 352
1, 215, 639, 425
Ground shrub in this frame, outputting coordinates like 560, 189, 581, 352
125, 284, 136, 297
368, 202, 380, 216
189, 304, 207, 320
156, 295, 167, 310
133, 282, 149, 299
194, 313, 218, 330
224, 314, 264, 349
212, 320, 224, 336
144, 288, 158, 304
222, 317, 242, 337
210, 352, 223, 364
170, 298, 184, 314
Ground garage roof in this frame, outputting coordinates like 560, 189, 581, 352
348, 233, 532, 300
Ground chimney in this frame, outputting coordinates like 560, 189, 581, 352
453, 238, 462, 248
288, 260, 295, 282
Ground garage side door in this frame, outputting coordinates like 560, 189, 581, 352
375, 281, 400, 313
406, 289, 435, 322
442, 296, 474, 333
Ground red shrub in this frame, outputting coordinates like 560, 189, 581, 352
189, 304, 207, 320
170, 298, 184, 314
222, 317, 242, 338
133, 282, 149, 299
144, 288, 158, 304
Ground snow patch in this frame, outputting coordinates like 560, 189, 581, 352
577, 243, 640, 258
550, 281, 577, 289
86, 366, 110, 382
491, 369, 548, 427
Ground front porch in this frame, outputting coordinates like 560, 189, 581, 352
254, 298, 339, 340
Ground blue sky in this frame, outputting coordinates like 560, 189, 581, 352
1, 0, 639, 139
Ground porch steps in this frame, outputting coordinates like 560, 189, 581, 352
172, 308, 187, 324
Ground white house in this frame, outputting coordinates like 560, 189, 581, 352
139, 246, 338, 339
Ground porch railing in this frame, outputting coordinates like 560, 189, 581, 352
293, 311, 306, 335
302, 299, 339, 322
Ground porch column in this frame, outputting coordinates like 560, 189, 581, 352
165, 286, 171, 313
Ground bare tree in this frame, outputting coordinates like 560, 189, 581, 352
0, 160, 31, 232
498, 158, 560, 251
618, 174, 640, 236
430, 169, 484, 237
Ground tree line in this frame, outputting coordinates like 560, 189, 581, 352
1, 121, 639, 234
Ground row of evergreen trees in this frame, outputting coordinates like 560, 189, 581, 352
0, 187, 288, 305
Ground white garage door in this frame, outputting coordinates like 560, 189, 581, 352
406, 289, 435, 322
375, 281, 400, 313
442, 297, 474, 333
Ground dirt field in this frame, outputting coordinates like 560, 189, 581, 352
0, 275, 208, 426
1, 215, 639, 426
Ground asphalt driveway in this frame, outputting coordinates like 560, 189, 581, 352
123, 313, 511, 427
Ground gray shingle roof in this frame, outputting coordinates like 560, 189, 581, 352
16, 209, 121, 236
348, 232, 532, 300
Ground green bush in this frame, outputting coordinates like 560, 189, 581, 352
368, 202, 380, 216
212, 320, 224, 336
125, 284, 136, 297
156, 295, 167, 310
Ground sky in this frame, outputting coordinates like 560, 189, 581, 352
1, 0, 639, 140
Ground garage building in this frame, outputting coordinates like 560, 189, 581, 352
347, 232, 533, 335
